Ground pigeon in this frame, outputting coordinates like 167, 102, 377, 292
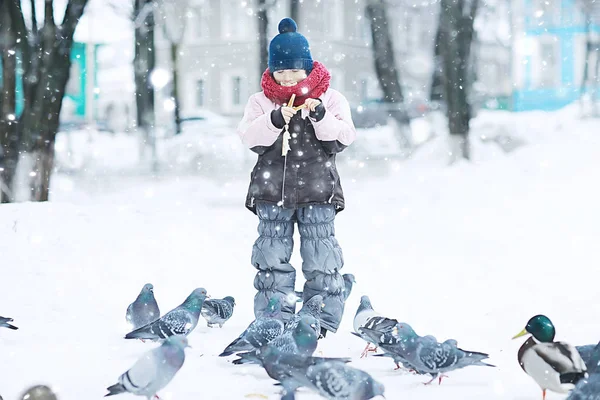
358, 325, 420, 372
365, 322, 494, 384
352, 295, 398, 358
285, 295, 323, 336
243, 343, 352, 400
287, 361, 386, 400
105, 335, 190, 399
567, 374, 600, 400
577, 342, 600, 374
0, 316, 18, 330
233, 315, 319, 365
126, 283, 160, 330
201, 296, 236, 328
124, 288, 208, 340
219, 293, 285, 357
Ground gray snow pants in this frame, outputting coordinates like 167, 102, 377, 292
252, 202, 346, 332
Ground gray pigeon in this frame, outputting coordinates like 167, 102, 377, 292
124, 288, 208, 340
285, 295, 323, 336
578, 342, 600, 374
352, 295, 397, 358
239, 343, 351, 400
126, 284, 160, 330
365, 322, 494, 384
201, 296, 236, 328
358, 326, 420, 372
568, 374, 600, 400
105, 335, 190, 399
0, 316, 18, 330
233, 315, 319, 365
219, 293, 285, 357
288, 361, 386, 400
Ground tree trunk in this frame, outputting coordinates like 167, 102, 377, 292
430, 24, 444, 103
258, 0, 269, 81
134, 0, 156, 163
365, 0, 412, 151
26, 0, 88, 201
439, 0, 479, 162
593, 43, 600, 117
0, 0, 18, 202
170, 42, 182, 135
290, 0, 300, 25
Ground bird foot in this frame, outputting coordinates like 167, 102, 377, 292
393, 364, 402, 370
154, 395, 160, 400
423, 377, 436, 385
139, 339, 146, 343
438, 374, 449, 385
360, 344, 378, 358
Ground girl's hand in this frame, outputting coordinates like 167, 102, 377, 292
304, 98, 321, 112
281, 106, 297, 124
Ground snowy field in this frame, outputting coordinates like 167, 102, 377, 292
1, 107, 599, 399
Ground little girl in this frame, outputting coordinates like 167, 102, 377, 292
237, 18, 357, 338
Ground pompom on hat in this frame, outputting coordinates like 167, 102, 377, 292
268, 18, 313, 73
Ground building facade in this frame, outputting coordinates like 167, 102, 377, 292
511, 0, 600, 111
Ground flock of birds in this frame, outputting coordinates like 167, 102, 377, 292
2, 279, 600, 399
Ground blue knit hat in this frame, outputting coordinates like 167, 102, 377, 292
268, 18, 313, 73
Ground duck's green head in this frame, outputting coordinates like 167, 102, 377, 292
512, 314, 555, 343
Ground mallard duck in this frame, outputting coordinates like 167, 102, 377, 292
513, 315, 588, 400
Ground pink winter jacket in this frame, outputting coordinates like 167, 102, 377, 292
237, 88, 357, 150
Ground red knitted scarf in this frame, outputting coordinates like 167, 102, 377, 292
261, 61, 331, 107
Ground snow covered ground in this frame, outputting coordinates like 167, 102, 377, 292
1, 107, 599, 400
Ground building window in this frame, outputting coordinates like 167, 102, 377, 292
539, 41, 559, 88
196, 79, 205, 107
232, 76, 242, 106
66, 62, 81, 97
358, 77, 368, 101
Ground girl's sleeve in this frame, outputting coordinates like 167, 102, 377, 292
310, 90, 357, 152
237, 94, 282, 154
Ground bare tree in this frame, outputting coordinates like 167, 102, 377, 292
365, 0, 412, 152
430, 25, 444, 104
438, 0, 479, 162
257, 0, 277, 82
0, 0, 19, 202
258, 0, 269, 81
290, 0, 300, 24
157, 0, 190, 135
107, 0, 159, 168
133, 0, 157, 167
0, 0, 89, 202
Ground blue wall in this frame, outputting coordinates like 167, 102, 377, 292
515, 0, 600, 111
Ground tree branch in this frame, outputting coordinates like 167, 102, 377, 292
62, 0, 89, 40
44, 0, 55, 28
29, 0, 38, 33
